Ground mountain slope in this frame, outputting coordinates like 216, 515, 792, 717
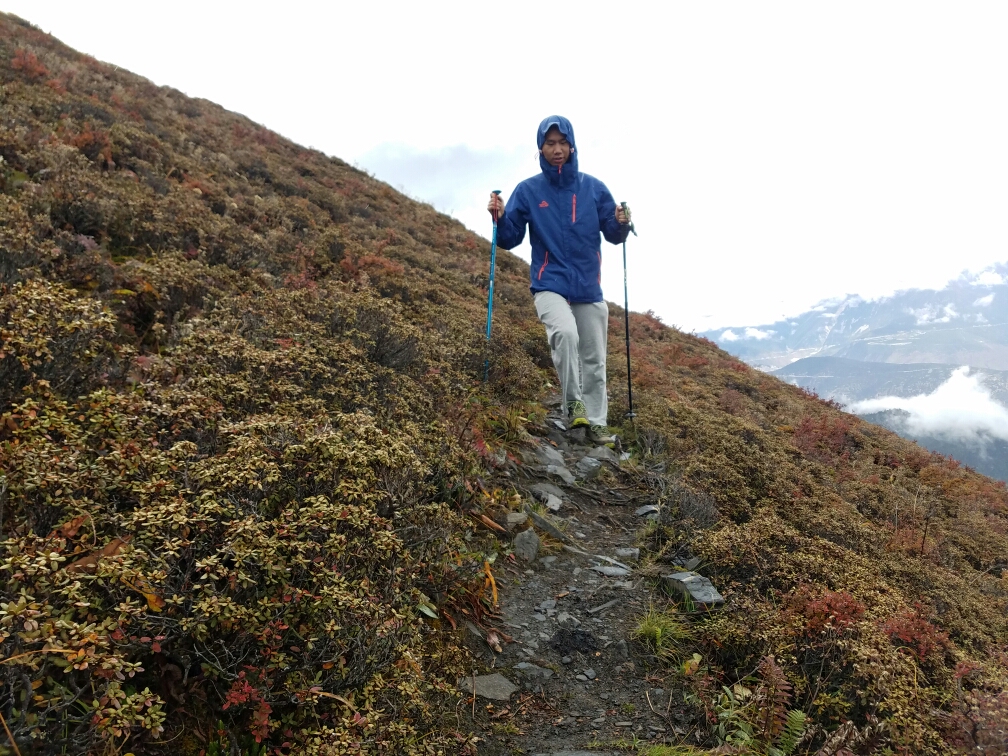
773, 357, 1008, 481
1, 13, 1007, 756
703, 271, 1008, 371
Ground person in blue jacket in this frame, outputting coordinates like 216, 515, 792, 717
488, 115, 631, 444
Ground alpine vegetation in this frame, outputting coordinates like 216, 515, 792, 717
0, 12, 1006, 756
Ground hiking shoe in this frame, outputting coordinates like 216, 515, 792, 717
566, 400, 590, 428
589, 425, 617, 445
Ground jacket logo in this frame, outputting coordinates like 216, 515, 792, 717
538, 200, 549, 208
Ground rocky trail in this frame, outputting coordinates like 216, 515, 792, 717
462, 397, 722, 755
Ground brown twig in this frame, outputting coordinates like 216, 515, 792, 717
644, 688, 673, 727
1, 649, 69, 665
0, 708, 23, 756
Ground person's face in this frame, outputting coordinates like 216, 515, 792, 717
541, 127, 572, 167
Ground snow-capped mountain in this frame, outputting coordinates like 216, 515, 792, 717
702, 266, 1008, 371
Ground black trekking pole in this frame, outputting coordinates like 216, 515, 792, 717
483, 190, 501, 382
620, 202, 637, 419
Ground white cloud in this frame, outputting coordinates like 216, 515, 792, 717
972, 271, 1006, 286
720, 329, 740, 342
908, 303, 958, 325
851, 367, 1008, 444
744, 327, 776, 340
973, 293, 995, 307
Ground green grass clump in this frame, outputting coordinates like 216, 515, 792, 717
633, 604, 693, 662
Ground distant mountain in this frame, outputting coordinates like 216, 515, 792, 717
702, 267, 1008, 371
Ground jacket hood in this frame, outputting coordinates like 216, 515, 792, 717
537, 115, 578, 185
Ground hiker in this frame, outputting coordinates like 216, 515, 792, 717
488, 115, 631, 445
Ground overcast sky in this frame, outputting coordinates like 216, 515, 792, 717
7, 1, 1008, 331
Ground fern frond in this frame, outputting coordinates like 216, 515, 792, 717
776, 709, 807, 755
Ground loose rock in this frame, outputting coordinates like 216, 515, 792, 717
530, 481, 566, 501
664, 571, 725, 608
545, 464, 576, 485
587, 445, 619, 464
614, 547, 640, 561
575, 456, 602, 480
506, 512, 529, 530
590, 565, 631, 578
459, 673, 517, 701
513, 528, 540, 562
513, 662, 553, 679
536, 443, 566, 467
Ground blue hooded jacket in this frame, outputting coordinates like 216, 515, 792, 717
496, 116, 629, 303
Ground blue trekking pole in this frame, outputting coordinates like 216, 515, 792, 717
621, 202, 638, 419
484, 190, 502, 382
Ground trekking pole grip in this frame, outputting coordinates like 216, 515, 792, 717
620, 201, 637, 236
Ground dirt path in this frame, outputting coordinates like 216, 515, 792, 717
464, 399, 707, 755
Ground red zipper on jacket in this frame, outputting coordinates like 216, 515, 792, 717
538, 250, 549, 280
572, 194, 577, 223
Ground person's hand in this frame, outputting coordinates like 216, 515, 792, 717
488, 192, 505, 219
616, 204, 630, 224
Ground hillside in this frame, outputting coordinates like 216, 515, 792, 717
1, 13, 1007, 756
774, 357, 1008, 482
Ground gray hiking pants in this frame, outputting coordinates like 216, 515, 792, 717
533, 291, 608, 426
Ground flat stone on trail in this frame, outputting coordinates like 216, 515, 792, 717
506, 512, 528, 530
590, 565, 631, 578
587, 445, 619, 464
664, 571, 725, 608
530, 481, 566, 501
514, 528, 540, 562
514, 662, 553, 679
575, 456, 603, 480
545, 464, 576, 485
460, 673, 518, 701
536, 443, 567, 467
634, 504, 660, 518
